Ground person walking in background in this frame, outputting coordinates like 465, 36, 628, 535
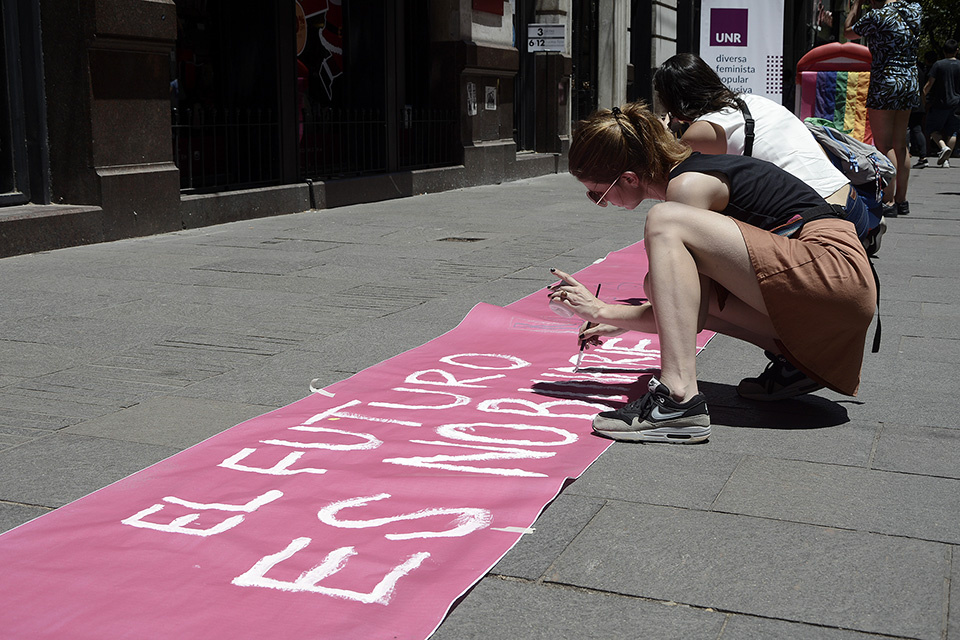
653, 53, 879, 250
845, 0, 922, 216
910, 51, 938, 168
923, 39, 960, 168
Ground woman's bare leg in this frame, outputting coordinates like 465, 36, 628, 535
642, 201, 769, 402
869, 108, 912, 203
701, 292, 780, 353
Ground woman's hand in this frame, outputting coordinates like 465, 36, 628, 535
579, 322, 628, 348
546, 268, 605, 322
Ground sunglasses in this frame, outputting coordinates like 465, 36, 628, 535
586, 175, 620, 207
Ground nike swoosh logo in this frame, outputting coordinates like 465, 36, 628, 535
651, 405, 685, 420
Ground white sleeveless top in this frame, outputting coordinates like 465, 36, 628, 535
694, 94, 849, 198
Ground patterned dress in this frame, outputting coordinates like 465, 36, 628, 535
853, 1, 923, 110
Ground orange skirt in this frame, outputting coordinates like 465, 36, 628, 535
733, 218, 877, 396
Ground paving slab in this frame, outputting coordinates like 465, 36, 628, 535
921, 300, 960, 318
170, 348, 324, 408
564, 444, 739, 510
712, 455, 960, 543
432, 576, 726, 640
0, 425, 46, 452
718, 615, 896, 640
0, 433, 179, 507
0, 375, 21, 388
490, 493, 605, 581
0, 314, 184, 354
0, 340, 89, 380
62, 396, 269, 449
0, 386, 130, 430
0, 502, 51, 532
871, 423, 960, 478
191, 235, 346, 253
842, 379, 959, 428
859, 357, 960, 393
546, 501, 948, 639
951, 551, 959, 640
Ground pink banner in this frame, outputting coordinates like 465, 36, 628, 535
0, 241, 713, 639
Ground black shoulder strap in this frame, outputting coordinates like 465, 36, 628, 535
737, 99, 755, 157
870, 257, 882, 353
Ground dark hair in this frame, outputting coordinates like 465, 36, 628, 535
568, 101, 691, 187
945, 39, 959, 55
653, 53, 740, 121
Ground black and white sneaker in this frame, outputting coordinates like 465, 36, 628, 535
737, 351, 823, 401
592, 377, 710, 443
863, 216, 886, 256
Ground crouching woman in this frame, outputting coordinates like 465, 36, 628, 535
548, 102, 876, 443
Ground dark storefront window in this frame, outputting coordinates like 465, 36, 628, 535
296, 0, 456, 181
172, 0, 283, 193
0, 9, 23, 204
296, 0, 389, 177
394, 4, 457, 171
1, 0, 48, 206
513, 0, 536, 151
571, 0, 599, 123
172, 0, 457, 192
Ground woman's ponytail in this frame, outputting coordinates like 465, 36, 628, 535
570, 101, 690, 186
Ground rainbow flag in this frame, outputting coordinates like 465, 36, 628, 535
813, 70, 871, 142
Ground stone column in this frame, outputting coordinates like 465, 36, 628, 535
42, 0, 180, 240
532, 0, 572, 155
597, 0, 630, 109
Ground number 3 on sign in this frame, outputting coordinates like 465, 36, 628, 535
530, 26, 544, 47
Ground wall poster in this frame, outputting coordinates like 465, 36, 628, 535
700, 0, 784, 101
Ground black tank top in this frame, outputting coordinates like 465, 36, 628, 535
669, 153, 838, 233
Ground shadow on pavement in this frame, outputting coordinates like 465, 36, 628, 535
530, 378, 850, 431
699, 380, 850, 430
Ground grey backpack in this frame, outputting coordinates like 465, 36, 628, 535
804, 119, 895, 200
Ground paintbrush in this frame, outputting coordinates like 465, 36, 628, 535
574, 283, 602, 373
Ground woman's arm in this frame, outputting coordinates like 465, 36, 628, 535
844, 1, 863, 40
548, 269, 658, 333
679, 120, 728, 155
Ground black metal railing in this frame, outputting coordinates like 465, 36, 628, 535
298, 106, 457, 180
298, 106, 388, 179
172, 106, 281, 192
396, 107, 458, 171
172, 104, 458, 191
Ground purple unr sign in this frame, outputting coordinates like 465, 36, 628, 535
710, 8, 748, 47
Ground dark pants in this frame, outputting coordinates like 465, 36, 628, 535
908, 111, 927, 157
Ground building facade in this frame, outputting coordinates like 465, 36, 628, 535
2, 1, 826, 257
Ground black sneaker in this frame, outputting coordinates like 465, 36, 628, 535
863, 216, 886, 256
592, 377, 710, 443
913, 157, 928, 169
881, 202, 897, 218
897, 201, 910, 216
737, 351, 824, 401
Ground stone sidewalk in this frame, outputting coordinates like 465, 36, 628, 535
0, 165, 957, 639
